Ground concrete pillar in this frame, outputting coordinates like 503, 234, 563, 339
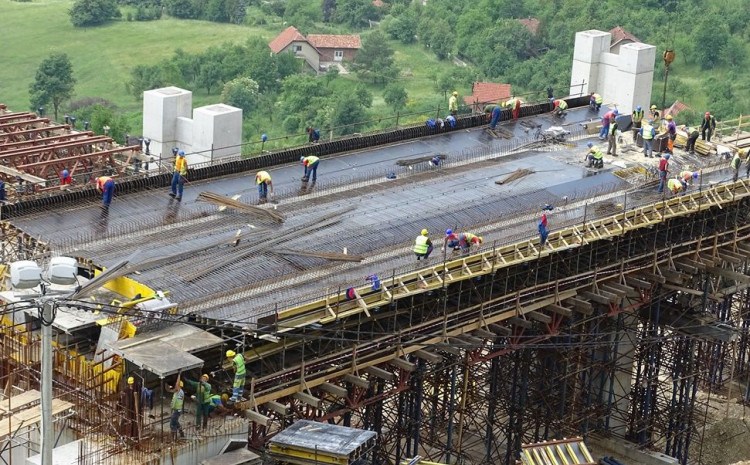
615, 43, 656, 115
142, 87, 192, 165
608, 314, 638, 437
569, 30, 611, 97
191, 104, 243, 166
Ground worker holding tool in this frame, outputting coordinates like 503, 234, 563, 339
307, 126, 320, 144
457, 232, 483, 253
414, 229, 433, 261
484, 104, 502, 131
300, 155, 320, 182
701, 112, 716, 142
678, 170, 699, 191
589, 93, 603, 111
170, 150, 188, 200
226, 349, 246, 402
665, 115, 677, 153
449, 91, 459, 116
185, 374, 212, 430
442, 229, 460, 251
552, 99, 568, 117
166, 376, 185, 439
606, 114, 619, 156
631, 106, 644, 140
657, 153, 670, 193
731, 151, 742, 182
256, 171, 273, 202
96, 175, 115, 208
505, 97, 522, 120
584, 142, 604, 169
683, 125, 699, 154
640, 120, 656, 158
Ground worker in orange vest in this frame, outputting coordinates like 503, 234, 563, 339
96, 176, 115, 208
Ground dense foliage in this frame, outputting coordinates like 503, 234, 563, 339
69, 0, 121, 26
29, 53, 77, 121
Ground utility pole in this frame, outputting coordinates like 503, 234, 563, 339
40, 299, 54, 465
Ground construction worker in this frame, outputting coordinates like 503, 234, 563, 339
119, 376, 139, 439
442, 229, 459, 251
683, 125, 699, 154
743, 150, 750, 179
448, 91, 459, 116
552, 99, 568, 117
650, 105, 660, 120
185, 374, 212, 430
667, 177, 684, 195
599, 109, 617, 140
665, 115, 677, 153
640, 120, 656, 158
458, 232, 482, 253
484, 104, 502, 131
96, 175, 115, 208
700, 112, 716, 142
167, 378, 185, 439
538, 212, 549, 245
505, 97, 522, 120
170, 150, 188, 200
414, 229, 433, 261
657, 153, 670, 193
584, 142, 604, 169
226, 349, 246, 402
678, 170, 699, 191
256, 171, 273, 201
589, 93, 603, 111
208, 394, 231, 416
606, 114, 619, 156
731, 151, 742, 182
60, 169, 72, 186
631, 106, 644, 140
307, 126, 320, 143
300, 155, 319, 182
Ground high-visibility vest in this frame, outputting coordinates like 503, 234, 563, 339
198, 381, 212, 404
413, 235, 429, 254
592, 94, 603, 104
449, 95, 458, 111
233, 353, 246, 377
679, 171, 693, 181
303, 156, 319, 166
174, 156, 188, 175
667, 179, 681, 191
171, 389, 184, 410
632, 110, 644, 123
462, 233, 477, 242
96, 176, 112, 190
256, 171, 271, 184
589, 147, 604, 160
732, 155, 742, 170
555, 100, 568, 110
609, 123, 618, 135
641, 123, 654, 140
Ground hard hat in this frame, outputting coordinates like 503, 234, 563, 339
201, 374, 209, 381
692, 172, 699, 179
452, 91, 458, 96
613, 109, 619, 116
226, 350, 236, 358
179, 381, 184, 388
178, 150, 185, 156
663, 153, 671, 160
587, 142, 593, 148
651, 105, 657, 110
445, 229, 452, 235
477, 237, 484, 243
221, 393, 230, 403
62, 169, 69, 177
705, 112, 711, 117
421, 229, 428, 236
127, 377, 134, 385
300, 156, 305, 162
636, 106, 642, 111
665, 115, 673, 120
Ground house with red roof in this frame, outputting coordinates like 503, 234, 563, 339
464, 82, 513, 113
663, 100, 691, 119
269, 26, 361, 72
609, 26, 640, 54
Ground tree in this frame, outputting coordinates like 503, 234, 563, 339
331, 95, 367, 136
196, 48, 224, 94
164, 0, 195, 18
354, 31, 399, 85
71, 104, 131, 143
322, 0, 335, 22
221, 77, 260, 116
383, 83, 407, 111
69, 0, 121, 26
693, 17, 729, 70
334, 0, 378, 28
29, 53, 76, 121
325, 67, 340, 87
205, 0, 229, 22
384, 7, 418, 44
354, 85, 372, 108
126, 64, 168, 99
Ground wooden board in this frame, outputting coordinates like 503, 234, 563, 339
0, 399, 73, 438
0, 165, 46, 184
0, 389, 40, 413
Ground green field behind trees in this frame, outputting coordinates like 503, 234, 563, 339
2, 0, 749, 151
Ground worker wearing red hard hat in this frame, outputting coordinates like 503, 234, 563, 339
700, 112, 716, 142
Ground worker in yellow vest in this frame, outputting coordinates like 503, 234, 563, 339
631, 106, 644, 140
170, 150, 188, 200
678, 170, 698, 191
448, 91, 459, 116
590, 93, 603, 111
640, 120, 656, 158
256, 171, 273, 202
552, 99, 568, 117
300, 155, 320, 182
458, 232, 483, 253
413, 229, 433, 261
585, 142, 604, 168
667, 177, 684, 195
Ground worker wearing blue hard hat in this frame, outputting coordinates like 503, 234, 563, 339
442, 229, 460, 252
170, 150, 188, 200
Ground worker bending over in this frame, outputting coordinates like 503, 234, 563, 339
585, 142, 604, 169
96, 175, 115, 208
226, 350, 246, 402
678, 170, 699, 191
307, 126, 320, 143
300, 155, 319, 182
599, 109, 617, 140
552, 99, 568, 117
414, 229, 433, 261
505, 97, 522, 120
731, 151, 743, 182
589, 93, 603, 111
256, 171, 273, 202
170, 150, 188, 200
458, 233, 483, 253
60, 169, 72, 186
683, 125, 699, 154
667, 177, 684, 195
442, 229, 459, 251
484, 104, 502, 131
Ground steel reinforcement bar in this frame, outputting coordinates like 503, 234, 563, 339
0, 97, 590, 218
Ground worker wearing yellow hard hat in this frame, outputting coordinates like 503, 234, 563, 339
665, 114, 676, 153
448, 91, 459, 116
168, 376, 185, 439
227, 349, 246, 402
414, 229, 433, 261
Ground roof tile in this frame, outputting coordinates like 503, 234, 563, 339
269, 26, 307, 54
463, 82, 512, 106
307, 34, 362, 50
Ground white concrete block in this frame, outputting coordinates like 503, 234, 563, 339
175, 117, 194, 151
570, 60, 597, 96
572, 30, 611, 62
192, 104, 243, 162
142, 87, 192, 143
618, 43, 657, 74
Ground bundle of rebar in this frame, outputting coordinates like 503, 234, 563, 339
396, 154, 447, 166
496, 169, 535, 185
197, 191, 285, 223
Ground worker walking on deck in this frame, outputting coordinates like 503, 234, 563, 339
167, 378, 185, 439
414, 229, 433, 261
640, 120, 656, 158
585, 142, 604, 169
731, 151, 742, 182
552, 99, 568, 117
226, 350, 246, 402
96, 175, 115, 208
256, 171, 273, 201
666, 115, 677, 153
484, 104, 502, 130
606, 114, 619, 156
684, 125, 699, 154
590, 93, 603, 111
538, 212, 549, 246
701, 112, 716, 142
170, 150, 188, 200
631, 106, 644, 140
185, 374, 212, 430
300, 155, 319, 182
658, 153, 670, 193
449, 91, 459, 116
458, 232, 483, 253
